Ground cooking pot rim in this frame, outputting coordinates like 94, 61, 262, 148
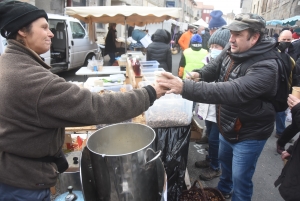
87, 123, 156, 157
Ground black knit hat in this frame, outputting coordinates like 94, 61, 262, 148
0, 0, 48, 38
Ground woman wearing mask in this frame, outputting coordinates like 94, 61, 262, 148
0, 1, 167, 200
195, 28, 231, 181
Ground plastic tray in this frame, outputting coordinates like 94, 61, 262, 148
141, 67, 165, 76
140, 61, 159, 68
90, 84, 133, 93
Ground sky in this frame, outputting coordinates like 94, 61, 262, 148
195, 0, 241, 14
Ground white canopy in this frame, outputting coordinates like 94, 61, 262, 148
192, 19, 208, 28
65, 6, 182, 27
65, 6, 182, 50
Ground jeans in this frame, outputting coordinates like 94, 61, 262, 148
0, 182, 50, 201
275, 111, 286, 134
108, 52, 115, 65
205, 120, 220, 170
218, 135, 266, 201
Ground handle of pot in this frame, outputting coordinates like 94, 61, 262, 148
144, 148, 161, 165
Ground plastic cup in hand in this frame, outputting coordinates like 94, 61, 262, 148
292, 87, 300, 99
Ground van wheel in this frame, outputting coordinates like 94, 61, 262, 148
84, 53, 95, 66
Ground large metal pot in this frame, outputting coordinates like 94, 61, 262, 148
80, 123, 165, 201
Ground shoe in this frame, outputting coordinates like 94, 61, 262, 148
222, 193, 232, 200
276, 142, 285, 154
199, 166, 221, 181
196, 135, 208, 144
195, 160, 210, 168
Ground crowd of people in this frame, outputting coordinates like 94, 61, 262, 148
1, 0, 300, 201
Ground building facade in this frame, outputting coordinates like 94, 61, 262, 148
249, 0, 300, 21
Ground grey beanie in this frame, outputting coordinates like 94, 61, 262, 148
208, 28, 231, 48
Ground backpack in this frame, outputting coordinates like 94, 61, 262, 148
240, 48, 295, 112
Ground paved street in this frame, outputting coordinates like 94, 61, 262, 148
57, 52, 298, 201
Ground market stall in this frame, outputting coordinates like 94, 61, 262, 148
65, 6, 182, 52
55, 7, 194, 201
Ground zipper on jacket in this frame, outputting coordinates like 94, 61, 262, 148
218, 61, 236, 139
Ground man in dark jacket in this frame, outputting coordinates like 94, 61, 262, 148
275, 93, 300, 201
158, 13, 277, 201
146, 29, 172, 72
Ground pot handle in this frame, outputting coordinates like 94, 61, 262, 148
144, 148, 161, 165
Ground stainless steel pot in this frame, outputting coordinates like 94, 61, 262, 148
80, 123, 165, 201
59, 151, 82, 193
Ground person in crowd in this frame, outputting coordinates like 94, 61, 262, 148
178, 24, 196, 51
208, 10, 227, 35
157, 13, 278, 201
273, 33, 279, 42
274, 30, 293, 140
105, 23, 117, 65
146, 29, 172, 72
196, 25, 210, 51
196, 12, 228, 145
275, 30, 300, 154
128, 25, 134, 37
195, 28, 231, 181
292, 28, 300, 40
130, 28, 147, 50
0, 1, 167, 200
275, 94, 300, 201
178, 34, 207, 79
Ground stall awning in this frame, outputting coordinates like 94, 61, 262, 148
282, 15, 300, 26
266, 20, 283, 26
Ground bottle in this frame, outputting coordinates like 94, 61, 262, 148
133, 56, 141, 76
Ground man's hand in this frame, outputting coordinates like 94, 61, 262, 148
152, 83, 168, 99
281, 150, 290, 160
185, 71, 200, 81
156, 72, 184, 94
288, 94, 300, 109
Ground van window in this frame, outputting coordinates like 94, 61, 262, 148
70, 22, 86, 39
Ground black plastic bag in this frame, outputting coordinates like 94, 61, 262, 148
151, 125, 191, 201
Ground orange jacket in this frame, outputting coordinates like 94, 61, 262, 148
178, 31, 193, 51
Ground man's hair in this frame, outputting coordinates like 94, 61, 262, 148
247, 28, 264, 41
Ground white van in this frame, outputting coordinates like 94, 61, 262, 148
46, 14, 100, 73
0, 14, 100, 73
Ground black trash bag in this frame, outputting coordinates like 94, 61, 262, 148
151, 125, 191, 201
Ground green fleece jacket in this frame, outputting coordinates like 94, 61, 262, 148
0, 40, 151, 190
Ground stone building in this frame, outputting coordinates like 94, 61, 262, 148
249, 0, 300, 21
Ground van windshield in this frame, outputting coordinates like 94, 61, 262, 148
70, 21, 86, 39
